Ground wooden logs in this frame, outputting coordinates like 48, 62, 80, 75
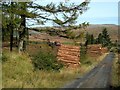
57, 45, 80, 68
87, 44, 108, 57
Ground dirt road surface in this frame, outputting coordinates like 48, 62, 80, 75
62, 52, 115, 88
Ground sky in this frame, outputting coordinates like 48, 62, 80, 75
78, 1, 118, 25
29, 0, 119, 27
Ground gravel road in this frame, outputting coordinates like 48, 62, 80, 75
62, 52, 115, 89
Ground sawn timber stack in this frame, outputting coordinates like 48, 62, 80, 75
57, 45, 80, 68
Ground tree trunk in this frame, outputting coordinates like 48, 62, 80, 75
2, 29, 5, 42
10, 2, 14, 52
18, 19, 26, 52
18, 40, 23, 53
10, 24, 13, 51
18, 3, 27, 53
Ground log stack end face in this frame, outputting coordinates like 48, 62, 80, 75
57, 45, 80, 68
87, 44, 108, 57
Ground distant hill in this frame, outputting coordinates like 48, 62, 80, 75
75, 24, 118, 42
30, 24, 118, 42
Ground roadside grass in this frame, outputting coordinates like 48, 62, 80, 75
0, 62, 2, 89
2, 51, 34, 88
2, 49, 108, 88
111, 53, 120, 88
80, 45, 108, 75
2, 51, 81, 88
80, 53, 108, 75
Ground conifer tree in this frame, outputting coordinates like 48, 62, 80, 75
96, 33, 102, 44
85, 33, 95, 45
101, 28, 111, 47
2, 0, 90, 52
90, 34, 94, 44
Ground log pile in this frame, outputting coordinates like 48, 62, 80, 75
87, 44, 102, 57
57, 45, 80, 68
87, 44, 109, 57
101, 47, 108, 53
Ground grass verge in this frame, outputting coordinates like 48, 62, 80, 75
2, 50, 108, 88
111, 53, 120, 88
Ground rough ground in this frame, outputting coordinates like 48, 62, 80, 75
62, 52, 115, 88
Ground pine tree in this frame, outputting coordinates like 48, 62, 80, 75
2, 0, 90, 52
96, 33, 102, 44
85, 33, 90, 45
90, 34, 94, 44
101, 28, 111, 47
2, 2, 37, 52
85, 33, 95, 45
95, 28, 111, 47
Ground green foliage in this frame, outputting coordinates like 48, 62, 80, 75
85, 33, 95, 46
111, 46, 120, 53
95, 33, 102, 44
2, 2, 36, 51
111, 54, 120, 88
80, 45, 92, 65
2, 53, 8, 63
2, 51, 85, 88
85, 28, 112, 49
66, 30, 76, 39
32, 49, 63, 71
101, 28, 111, 47
2, 51, 34, 88
95, 28, 112, 48
90, 34, 94, 44
80, 45, 87, 56
2, 0, 90, 52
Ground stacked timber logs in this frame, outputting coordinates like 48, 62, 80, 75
87, 44, 108, 57
101, 47, 108, 53
87, 44, 102, 57
57, 45, 80, 68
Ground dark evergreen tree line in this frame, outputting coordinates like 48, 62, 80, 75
85, 28, 112, 48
